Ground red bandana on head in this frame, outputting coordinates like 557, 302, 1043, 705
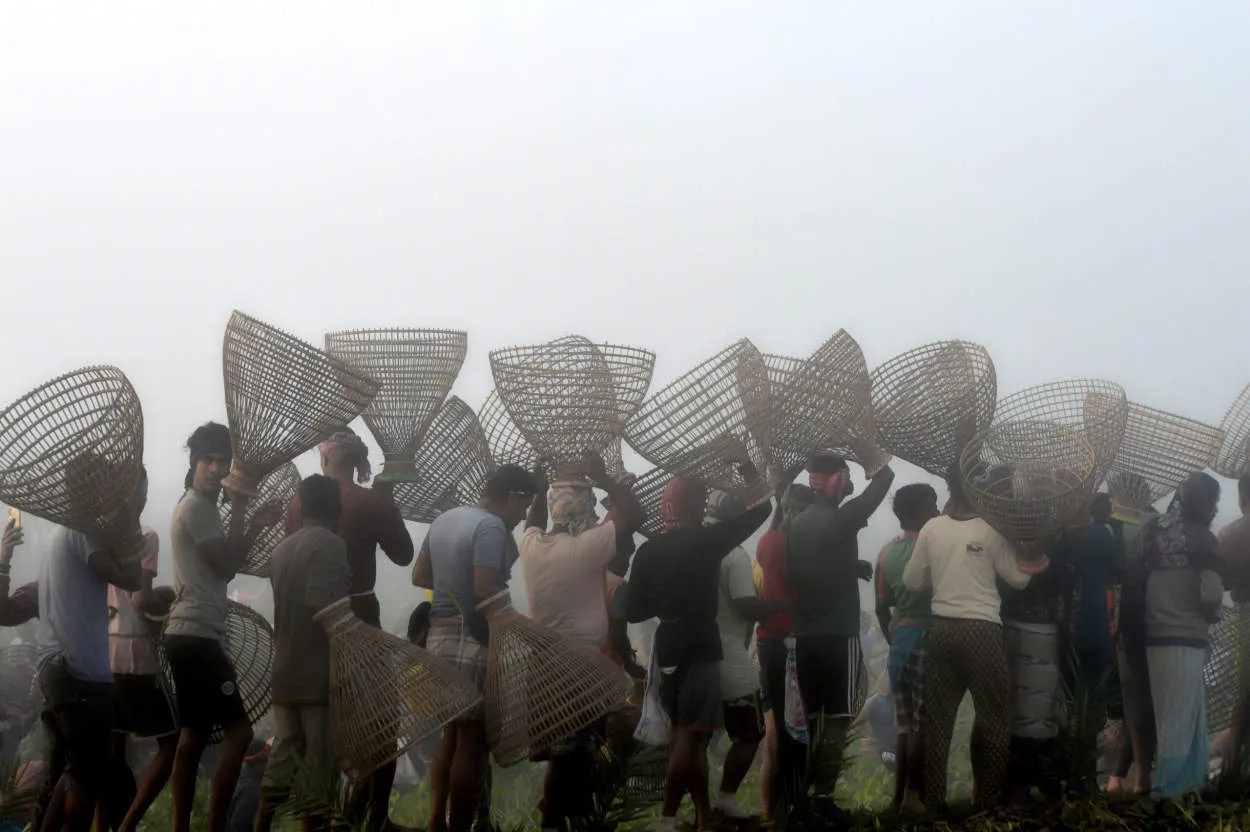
661, 477, 707, 531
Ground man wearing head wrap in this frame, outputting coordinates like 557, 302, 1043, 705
704, 490, 784, 824
625, 449, 773, 832
284, 426, 414, 832
163, 424, 284, 832
518, 451, 642, 831
784, 441, 894, 822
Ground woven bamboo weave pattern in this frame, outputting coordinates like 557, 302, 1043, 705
631, 467, 675, 539
324, 329, 468, 479
596, 342, 656, 431
491, 336, 647, 466
314, 598, 483, 777
960, 420, 1096, 553
480, 593, 631, 767
0, 366, 146, 559
992, 379, 1128, 491
1105, 402, 1223, 510
1215, 384, 1250, 479
221, 311, 380, 496
220, 462, 300, 578
479, 389, 538, 471
871, 341, 996, 476
1205, 605, 1243, 735
393, 396, 494, 524
158, 600, 274, 745
624, 340, 771, 499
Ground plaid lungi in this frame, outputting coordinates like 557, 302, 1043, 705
428, 619, 488, 720
894, 630, 928, 736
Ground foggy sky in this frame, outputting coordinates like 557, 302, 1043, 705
2, 3, 1248, 624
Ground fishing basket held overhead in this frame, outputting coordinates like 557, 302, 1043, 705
393, 396, 494, 524
490, 336, 654, 467
1215, 384, 1250, 479
314, 598, 483, 778
220, 462, 300, 578
479, 389, 538, 472
1105, 402, 1223, 510
624, 339, 772, 502
221, 311, 380, 497
959, 420, 1097, 556
631, 467, 675, 539
158, 600, 274, 745
1204, 605, 1243, 736
324, 329, 468, 482
990, 379, 1129, 492
479, 591, 631, 767
871, 341, 997, 477
0, 366, 146, 560
763, 329, 878, 471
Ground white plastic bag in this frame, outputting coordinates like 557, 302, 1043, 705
634, 632, 671, 746
783, 636, 808, 744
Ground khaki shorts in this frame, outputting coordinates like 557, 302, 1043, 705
262, 705, 336, 797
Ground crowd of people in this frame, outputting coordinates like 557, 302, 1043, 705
9, 414, 1250, 832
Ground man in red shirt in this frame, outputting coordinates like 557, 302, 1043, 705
284, 428, 414, 832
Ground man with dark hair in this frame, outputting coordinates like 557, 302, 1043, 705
164, 423, 283, 832
626, 445, 772, 832
785, 443, 894, 820
35, 466, 145, 832
1219, 476, 1250, 774
285, 426, 414, 832
874, 482, 939, 811
413, 463, 540, 832
257, 474, 350, 832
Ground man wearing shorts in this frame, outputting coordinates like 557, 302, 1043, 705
786, 446, 894, 821
36, 461, 145, 832
627, 468, 771, 832
112, 528, 179, 832
164, 423, 282, 832
257, 474, 351, 832
412, 464, 539, 832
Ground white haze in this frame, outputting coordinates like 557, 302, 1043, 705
1, 2, 1248, 628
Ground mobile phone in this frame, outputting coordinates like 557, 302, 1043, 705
5, 508, 17, 530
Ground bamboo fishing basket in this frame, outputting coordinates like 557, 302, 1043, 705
631, 467, 675, 539
1215, 384, 1250, 479
479, 389, 539, 471
479, 591, 631, 767
871, 341, 997, 476
324, 328, 468, 481
314, 597, 484, 777
1205, 604, 1243, 736
0, 366, 147, 560
220, 461, 300, 578
221, 311, 379, 496
1105, 402, 1223, 510
393, 396, 495, 524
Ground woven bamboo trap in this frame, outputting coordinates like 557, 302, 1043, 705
490, 336, 654, 466
871, 341, 997, 476
625, 340, 772, 502
959, 420, 1096, 554
631, 467, 677, 539
1215, 384, 1250, 479
314, 597, 483, 777
158, 600, 274, 744
221, 311, 379, 497
220, 462, 300, 578
393, 396, 495, 524
1104, 402, 1223, 510
479, 591, 631, 767
763, 330, 876, 471
991, 379, 1128, 491
324, 329, 468, 481
479, 389, 538, 471
0, 366, 147, 560
1204, 604, 1244, 736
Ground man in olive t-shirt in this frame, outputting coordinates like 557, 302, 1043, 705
257, 475, 351, 832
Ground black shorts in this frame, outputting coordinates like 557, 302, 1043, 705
114, 673, 177, 739
39, 657, 114, 794
795, 633, 863, 719
757, 637, 788, 714
723, 693, 763, 745
658, 660, 723, 733
164, 635, 247, 732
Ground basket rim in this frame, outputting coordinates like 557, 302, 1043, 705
226, 310, 381, 395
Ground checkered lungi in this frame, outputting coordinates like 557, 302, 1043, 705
427, 618, 488, 720
894, 629, 928, 736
